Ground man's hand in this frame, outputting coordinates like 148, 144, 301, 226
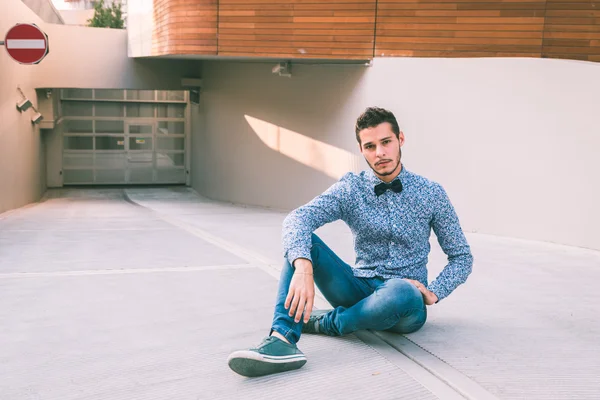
404, 278, 438, 305
285, 259, 315, 323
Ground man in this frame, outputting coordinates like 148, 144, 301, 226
228, 107, 473, 377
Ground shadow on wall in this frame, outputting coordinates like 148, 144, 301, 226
245, 115, 363, 180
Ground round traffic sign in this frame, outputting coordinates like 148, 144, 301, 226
4, 23, 49, 65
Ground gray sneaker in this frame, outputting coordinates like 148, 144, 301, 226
301, 309, 332, 334
227, 336, 307, 377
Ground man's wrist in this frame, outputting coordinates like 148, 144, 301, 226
429, 288, 440, 304
293, 258, 313, 273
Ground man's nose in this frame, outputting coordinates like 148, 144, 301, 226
376, 146, 386, 157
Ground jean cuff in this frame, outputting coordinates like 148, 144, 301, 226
270, 324, 299, 345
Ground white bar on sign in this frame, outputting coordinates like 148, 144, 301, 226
6, 39, 45, 49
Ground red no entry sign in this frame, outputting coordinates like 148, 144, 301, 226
3, 23, 49, 65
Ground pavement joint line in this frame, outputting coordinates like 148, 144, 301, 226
126, 206, 283, 279
354, 331, 467, 400
123, 190, 497, 399
374, 331, 500, 400
0, 264, 255, 279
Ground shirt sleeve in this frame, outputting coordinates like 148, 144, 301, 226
282, 174, 350, 266
427, 183, 474, 302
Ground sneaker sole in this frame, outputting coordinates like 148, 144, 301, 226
227, 350, 307, 377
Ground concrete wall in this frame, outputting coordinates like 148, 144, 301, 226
58, 9, 94, 26
1, 0, 200, 214
0, 3, 47, 215
191, 61, 368, 210
31, 27, 199, 90
193, 58, 600, 251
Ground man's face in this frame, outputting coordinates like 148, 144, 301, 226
358, 122, 405, 182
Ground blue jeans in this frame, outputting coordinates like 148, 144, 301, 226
271, 234, 427, 345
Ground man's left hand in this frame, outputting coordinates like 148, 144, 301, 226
404, 279, 438, 305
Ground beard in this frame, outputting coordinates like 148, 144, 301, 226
367, 148, 402, 177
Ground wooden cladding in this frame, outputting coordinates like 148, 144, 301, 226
152, 0, 218, 56
376, 0, 600, 62
217, 0, 376, 59
543, 1, 600, 62
375, 1, 546, 58
151, 0, 600, 63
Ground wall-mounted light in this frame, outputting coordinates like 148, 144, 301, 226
272, 61, 291, 77
17, 86, 44, 125
181, 78, 202, 105
31, 112, 43, 124
16, 98, 32, 112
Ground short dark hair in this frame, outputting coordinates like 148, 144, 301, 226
355, 107, 400, 144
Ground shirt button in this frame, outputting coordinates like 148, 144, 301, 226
390, 241, 395, 245
393, 224, 397, 228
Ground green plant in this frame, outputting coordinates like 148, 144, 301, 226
87, 0, 125, 29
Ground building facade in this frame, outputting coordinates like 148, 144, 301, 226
2, 0, 599, 251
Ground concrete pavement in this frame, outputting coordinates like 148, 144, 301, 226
1, 187, 599, 399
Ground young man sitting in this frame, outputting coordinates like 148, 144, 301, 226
228, 107, 473, 377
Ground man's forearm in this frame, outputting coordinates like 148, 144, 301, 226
428, 251, 473, 302
282, 179, 347, 266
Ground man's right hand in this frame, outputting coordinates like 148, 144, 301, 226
285, 259, 315, 323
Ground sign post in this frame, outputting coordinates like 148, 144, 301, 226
2, 23, 49, 65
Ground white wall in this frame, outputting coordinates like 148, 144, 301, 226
192, 61, 369, 210
127, 0, 154, 57
192, 58, 600, 251
31, 25, 199, 90
59, 9, 94, 26
365, 58, 600, 252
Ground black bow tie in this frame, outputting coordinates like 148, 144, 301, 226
374, 179, 403, 197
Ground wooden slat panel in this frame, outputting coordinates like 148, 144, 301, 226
219, 28, 374, 36
217, 34, 378, 42
542, 1, 600, 62
217, 0, 376, 59
217, 52, 371, 60
152, 0, 218, 56
222, 0, 369, 4
375, 1, 545, 58
378, 23, 543, 31
219, 11, 374, 17
546, 1, 600, 10
146, 0, 600, 64
218, 40, 374, 49
387, 50, 542, 57
219, 3, 375, 11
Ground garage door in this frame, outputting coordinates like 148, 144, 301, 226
61, 89, 188, 185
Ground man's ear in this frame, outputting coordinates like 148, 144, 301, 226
398, 131, 405, 147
